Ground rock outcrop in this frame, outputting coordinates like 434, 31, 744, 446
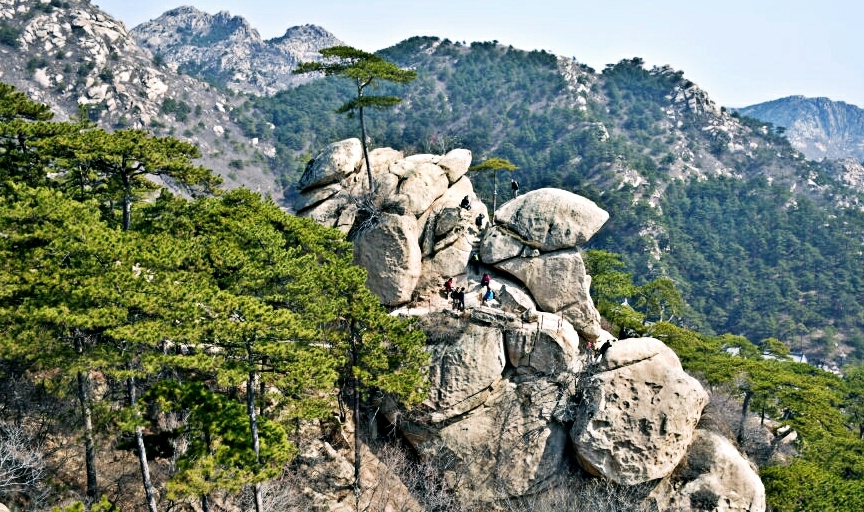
296, 141, 488, 306
648, 430, 766, 512
571, 338, 709, 485
130, 7, 342, 96
299, 139, 765, 511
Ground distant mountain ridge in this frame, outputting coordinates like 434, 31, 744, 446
0, 0, 279, 195
130, 6, 342, 96
738, 96, 864, 162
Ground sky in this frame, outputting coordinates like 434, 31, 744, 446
93, 0, 864, 109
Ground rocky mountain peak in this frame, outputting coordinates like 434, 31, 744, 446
738, 95, 864, 161
0, 0, 280, 196
130, 8, 342, 96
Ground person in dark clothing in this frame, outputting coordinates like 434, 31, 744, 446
475, 213, 485, 230
458, 287, 466, 311
460, 195, 471, 210
511, 179, 519, 198
469, 251, 480, 274
450, 287, 459, 309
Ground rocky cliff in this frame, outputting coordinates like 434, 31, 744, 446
738, 96, 864, 162
297, 139, 767, 511
130, 6, 342, 96
0, 0, 278, 196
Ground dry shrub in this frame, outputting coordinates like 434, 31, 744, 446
414, 312, 468, 345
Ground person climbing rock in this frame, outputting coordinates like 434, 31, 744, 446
469, 251, 480, 274
480, 273, 491, 289
444, 277, 454, 293
475, 213, 485, 230
482, 288, 494, 305
460, 195, 471, 210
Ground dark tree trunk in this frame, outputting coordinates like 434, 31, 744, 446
76, 370, 98, 501
122, 172, 132, 232
351, 325, 362, 511
737, 390, 752, 445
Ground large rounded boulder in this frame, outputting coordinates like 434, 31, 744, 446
352, 213, 422, 305
572, 338, 709, 485
494, 188, 609, 252
648, 430, 766, 512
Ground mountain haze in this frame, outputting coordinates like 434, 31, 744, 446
739, 96, 864, 162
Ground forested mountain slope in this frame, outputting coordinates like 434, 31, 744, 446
237, 37, 864, 363
0, 0, 277, 195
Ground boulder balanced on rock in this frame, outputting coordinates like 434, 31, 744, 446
298, 140, 764, 511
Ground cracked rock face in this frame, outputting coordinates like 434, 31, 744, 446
571, 338, 709, 485
296, 142, 485, 305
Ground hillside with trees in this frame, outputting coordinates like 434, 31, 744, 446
0, 82, 428, 511
234, 37, 864, 366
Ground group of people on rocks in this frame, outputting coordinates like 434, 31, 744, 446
444, 278, 467, 311
443, 269, 498, 310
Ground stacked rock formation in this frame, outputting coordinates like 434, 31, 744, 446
295, 138, 486, 305
297, 140, 765, 510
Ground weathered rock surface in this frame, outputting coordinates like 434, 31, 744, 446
495, 249, 602, 338
297, 142, 484, 304
648, 430, 766, 512
298, 138, 363, 191
299, 139, 760, 509
352, 213, 422, 305
494, 188, 609, 252
505, 312, 582, 375
572, 338, 709, 485
426, 323, 506, 410
411, 378, 571, 503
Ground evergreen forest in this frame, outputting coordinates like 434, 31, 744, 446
236, 37, 864, 364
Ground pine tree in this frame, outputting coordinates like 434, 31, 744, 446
294, 46, 417, 195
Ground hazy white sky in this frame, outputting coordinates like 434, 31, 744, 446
94, 0, 864, 108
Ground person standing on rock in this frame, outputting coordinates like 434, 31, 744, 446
475, 213, 485, 230
444, 277, 454, 294
458, 287, 466, 311
511, 179, 519, 198
469, 251, 480, 274
450, 287, 459, 310
482, 288, 494, 306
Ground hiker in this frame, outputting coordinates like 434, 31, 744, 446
450, 287, 459, 310
469, 251, 480, 274
480, 273, 491, 289
482, 288, 494, 305
475, 213, 485, 230
460, 195, 471, 210
458, 287, 466, 311
511, 179, 519, 197
444, 277, 454, 294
